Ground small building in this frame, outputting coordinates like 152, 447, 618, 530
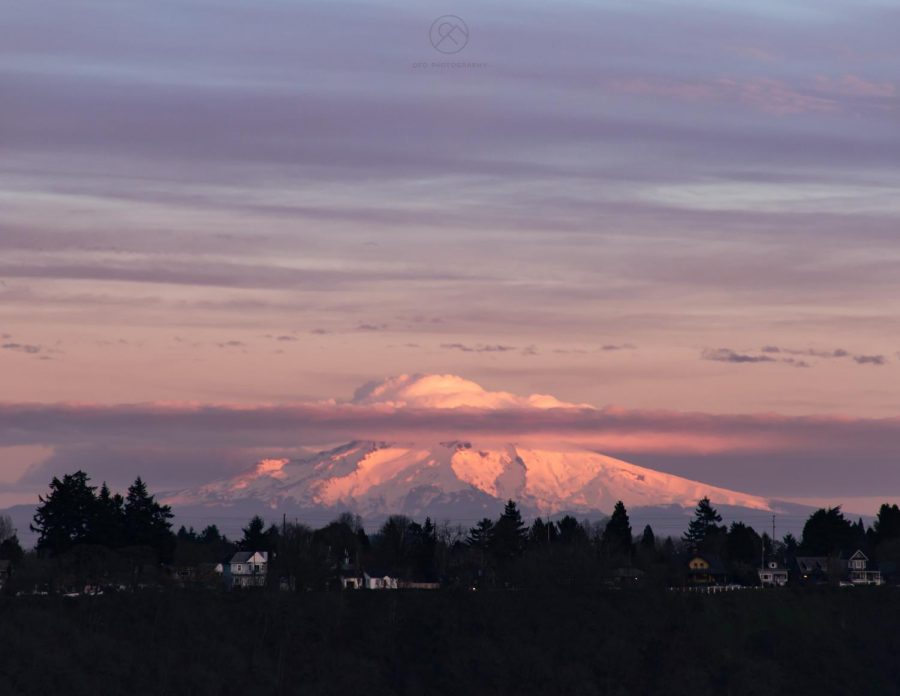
795, 556, 856, 585
758, 560, 789, 587
340, 573, 363, 590
223, 551, 268, 589
847, 550, 882, 586
607, 566, 645, 587
795, 556, 832, 584
363, 570, 399, 590
686, 555, 727, 586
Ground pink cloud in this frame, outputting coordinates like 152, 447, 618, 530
815, 75, 896, 98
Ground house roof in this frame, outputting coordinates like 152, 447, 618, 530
229, 551, 267, 564
688, 555, 727, 574
848, 549, 868, 561
363, 568, 398, 580
795, 557, 843, 573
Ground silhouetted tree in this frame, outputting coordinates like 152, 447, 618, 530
31, 471, 98, 556
375, 515, 414, 573
800, 507, 854, 555
92, 482, 125, 548
492, 501, 528, 559
199, 524, 223, 545
123, 477, 174, 561
874, 504, 900, 543
240, 515, 279, 553
683, 497, 724, 548
0, 534, 24, 564
556, 516, 587, 546
639, 525, 656, 552
601, 501, 633, 562
726, 522, 762, 566
529, 517, 557, 545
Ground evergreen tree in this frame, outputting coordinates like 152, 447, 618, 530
467, 518, 495, 550
492, 500, 528, 559
726, 522, 762, 566
800, 507, 854, 555
601, 501, 633, 561
123, 476, 174, 560
92, 482, 125, 548
31, 471, 98, 556
376, 515, 413, 573
199, 524, 223, 545
529, 517, 558, 545
639, 524, 656, 552
557, 516, 588, 546
240, 515, 269, 551
683, 497, 724, 548
0, 535, 24, 564
874, 504, 900, 543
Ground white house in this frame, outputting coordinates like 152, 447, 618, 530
363, 571, 398, 590
847, 550, 882, 586
223, 551, 268, 589
340, 573, 363, 590
758, 560, 789, 587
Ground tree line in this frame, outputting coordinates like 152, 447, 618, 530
3, 469, 900, 592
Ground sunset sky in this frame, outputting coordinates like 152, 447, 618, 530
1, 0, 899, 510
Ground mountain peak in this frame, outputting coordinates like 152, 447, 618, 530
170, 438, 773, 520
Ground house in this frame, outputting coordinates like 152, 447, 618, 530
795, 556, 835, 584
340, 573, 363, 590
223, 551, 268, 589
795, 556, 838, 584
686, 555, 727, 586
363, 570, 399, 590
758, 560, 789, 587
847, 550, 882, 586
607, 566, 645, 587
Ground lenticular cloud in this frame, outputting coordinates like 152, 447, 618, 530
350, 374, 592, 410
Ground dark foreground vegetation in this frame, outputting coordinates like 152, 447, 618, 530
1, 587, 899, 695
5, 470, 900, 593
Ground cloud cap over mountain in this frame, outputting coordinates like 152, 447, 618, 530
351, 374, 593, 410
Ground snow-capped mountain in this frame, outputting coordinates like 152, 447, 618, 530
163, 375, 802, 534
167, 439, 774, 520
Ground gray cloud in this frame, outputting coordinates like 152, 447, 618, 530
756, 346, 887, 366
854, 354, 886, 366
1, 342, 42, 355
441, 343, 518, 353
702, 348, 775, 364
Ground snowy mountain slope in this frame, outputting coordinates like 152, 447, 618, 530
166, 439, 775, 519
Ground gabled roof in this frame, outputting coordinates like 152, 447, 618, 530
229, 551, 268, 564
848, 549, 868, 561
688, 555, 726, 574
363, 568, 398, 580
796, 557, 834, 572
